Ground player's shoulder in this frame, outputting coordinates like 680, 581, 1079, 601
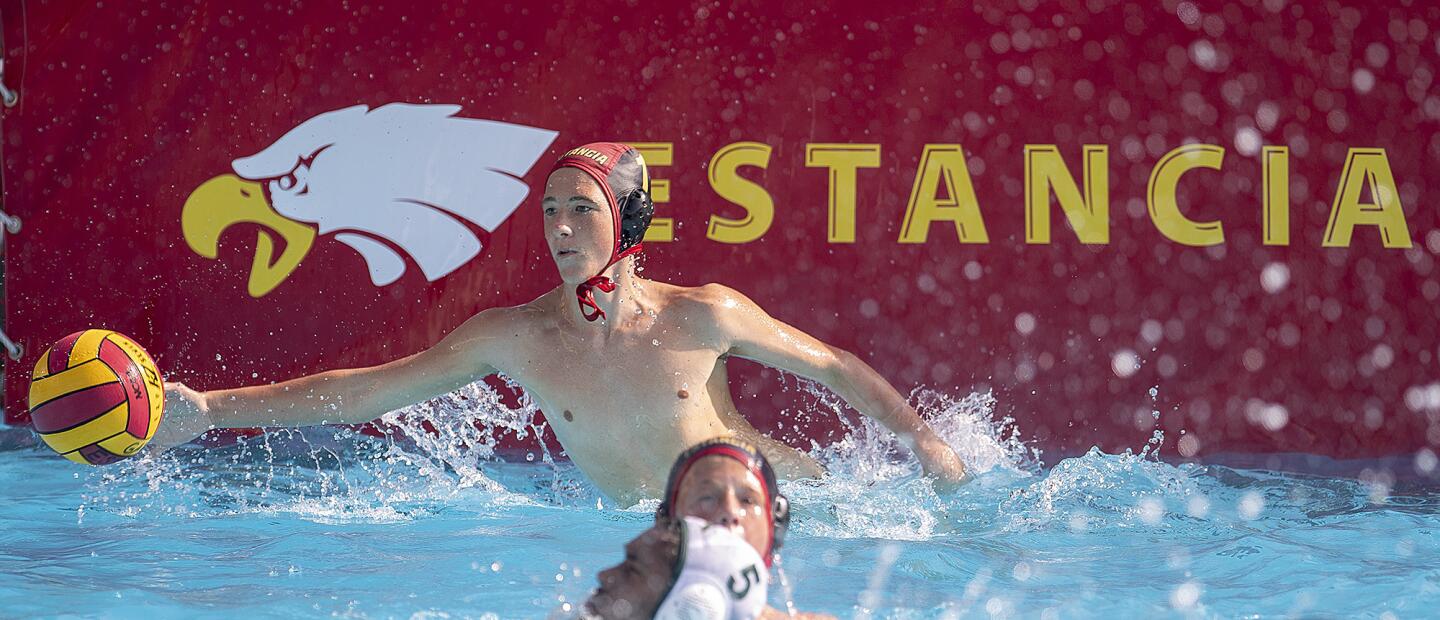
454, 293, 552, 338
660, 282, 763, 325
663, 282, 753, 308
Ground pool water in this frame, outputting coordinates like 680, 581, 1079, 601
2, 385, 1438, 618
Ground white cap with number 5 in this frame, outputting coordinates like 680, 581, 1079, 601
655, 516, 770, 620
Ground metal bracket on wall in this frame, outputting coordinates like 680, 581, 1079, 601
0, 9, 16, 363
0, 13, 16, 108
0, 208, 18, 237
0, 328, 20, 361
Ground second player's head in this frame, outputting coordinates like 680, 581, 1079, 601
656, 438, 790, 567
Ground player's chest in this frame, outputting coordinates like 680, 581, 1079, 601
499, 333, 720, 402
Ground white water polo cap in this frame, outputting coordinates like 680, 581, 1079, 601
655, 516, 770, 620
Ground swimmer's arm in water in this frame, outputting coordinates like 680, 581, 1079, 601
701, 284, 969, 486
151, 308, 510, 451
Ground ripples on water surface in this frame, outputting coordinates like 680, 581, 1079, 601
2, 382, 1437, 618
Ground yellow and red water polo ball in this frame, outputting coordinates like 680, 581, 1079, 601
27, 329, 165, 465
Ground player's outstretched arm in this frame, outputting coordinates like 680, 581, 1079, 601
148, 308, 509, 451
701, 284, 969, 486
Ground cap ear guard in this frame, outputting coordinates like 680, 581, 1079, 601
616, 187, 654, 251
770, 495, 790, 552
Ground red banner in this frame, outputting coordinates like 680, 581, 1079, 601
5, 1, 1438, 460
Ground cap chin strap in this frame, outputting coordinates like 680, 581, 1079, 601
574, 243, 645, 322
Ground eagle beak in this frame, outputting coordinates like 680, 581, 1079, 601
181, 174, 316, 297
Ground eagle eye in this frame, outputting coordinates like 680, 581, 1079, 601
271, 144, 329, 196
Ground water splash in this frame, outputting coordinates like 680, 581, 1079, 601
998, 447, 1206, 533
770, 552, 800, 618
781, 380, 1042, 541
1140, 385, 1164, 460
795, 380, 1039, 482
69, 368, 1367, 557
32, 373, 1439, 619
78, 377, 555, 522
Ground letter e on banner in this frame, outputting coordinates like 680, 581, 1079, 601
630, 142, 675, 242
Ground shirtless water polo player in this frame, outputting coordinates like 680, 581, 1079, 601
153, 142, 968, 502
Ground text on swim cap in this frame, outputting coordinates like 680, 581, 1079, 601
564, 147, 610, 166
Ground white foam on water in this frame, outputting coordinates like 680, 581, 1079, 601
79, 377, 546, 523
73, 367, 1364, 551
777, 379, 1042, 541
998, 447, 1206, 533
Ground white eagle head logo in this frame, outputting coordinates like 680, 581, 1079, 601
181, 103, 558, 296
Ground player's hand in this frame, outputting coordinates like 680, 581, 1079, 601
147, 382, 217, 452
914, 433, 969, 491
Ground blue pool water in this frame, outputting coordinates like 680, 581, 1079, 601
2, 386, 1438, 618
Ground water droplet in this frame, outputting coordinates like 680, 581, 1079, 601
1260, 262, 1290, 293
1014, 313, 1036, 335
1111, 350, 1140, 378
1352, 68, 1376, 94
1137, 497, 1165, 525
1234, 126, 1261, 156
1410, 448, 1437, 475
1171, 581, 1202, 610
1238, 491, 1265, 520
